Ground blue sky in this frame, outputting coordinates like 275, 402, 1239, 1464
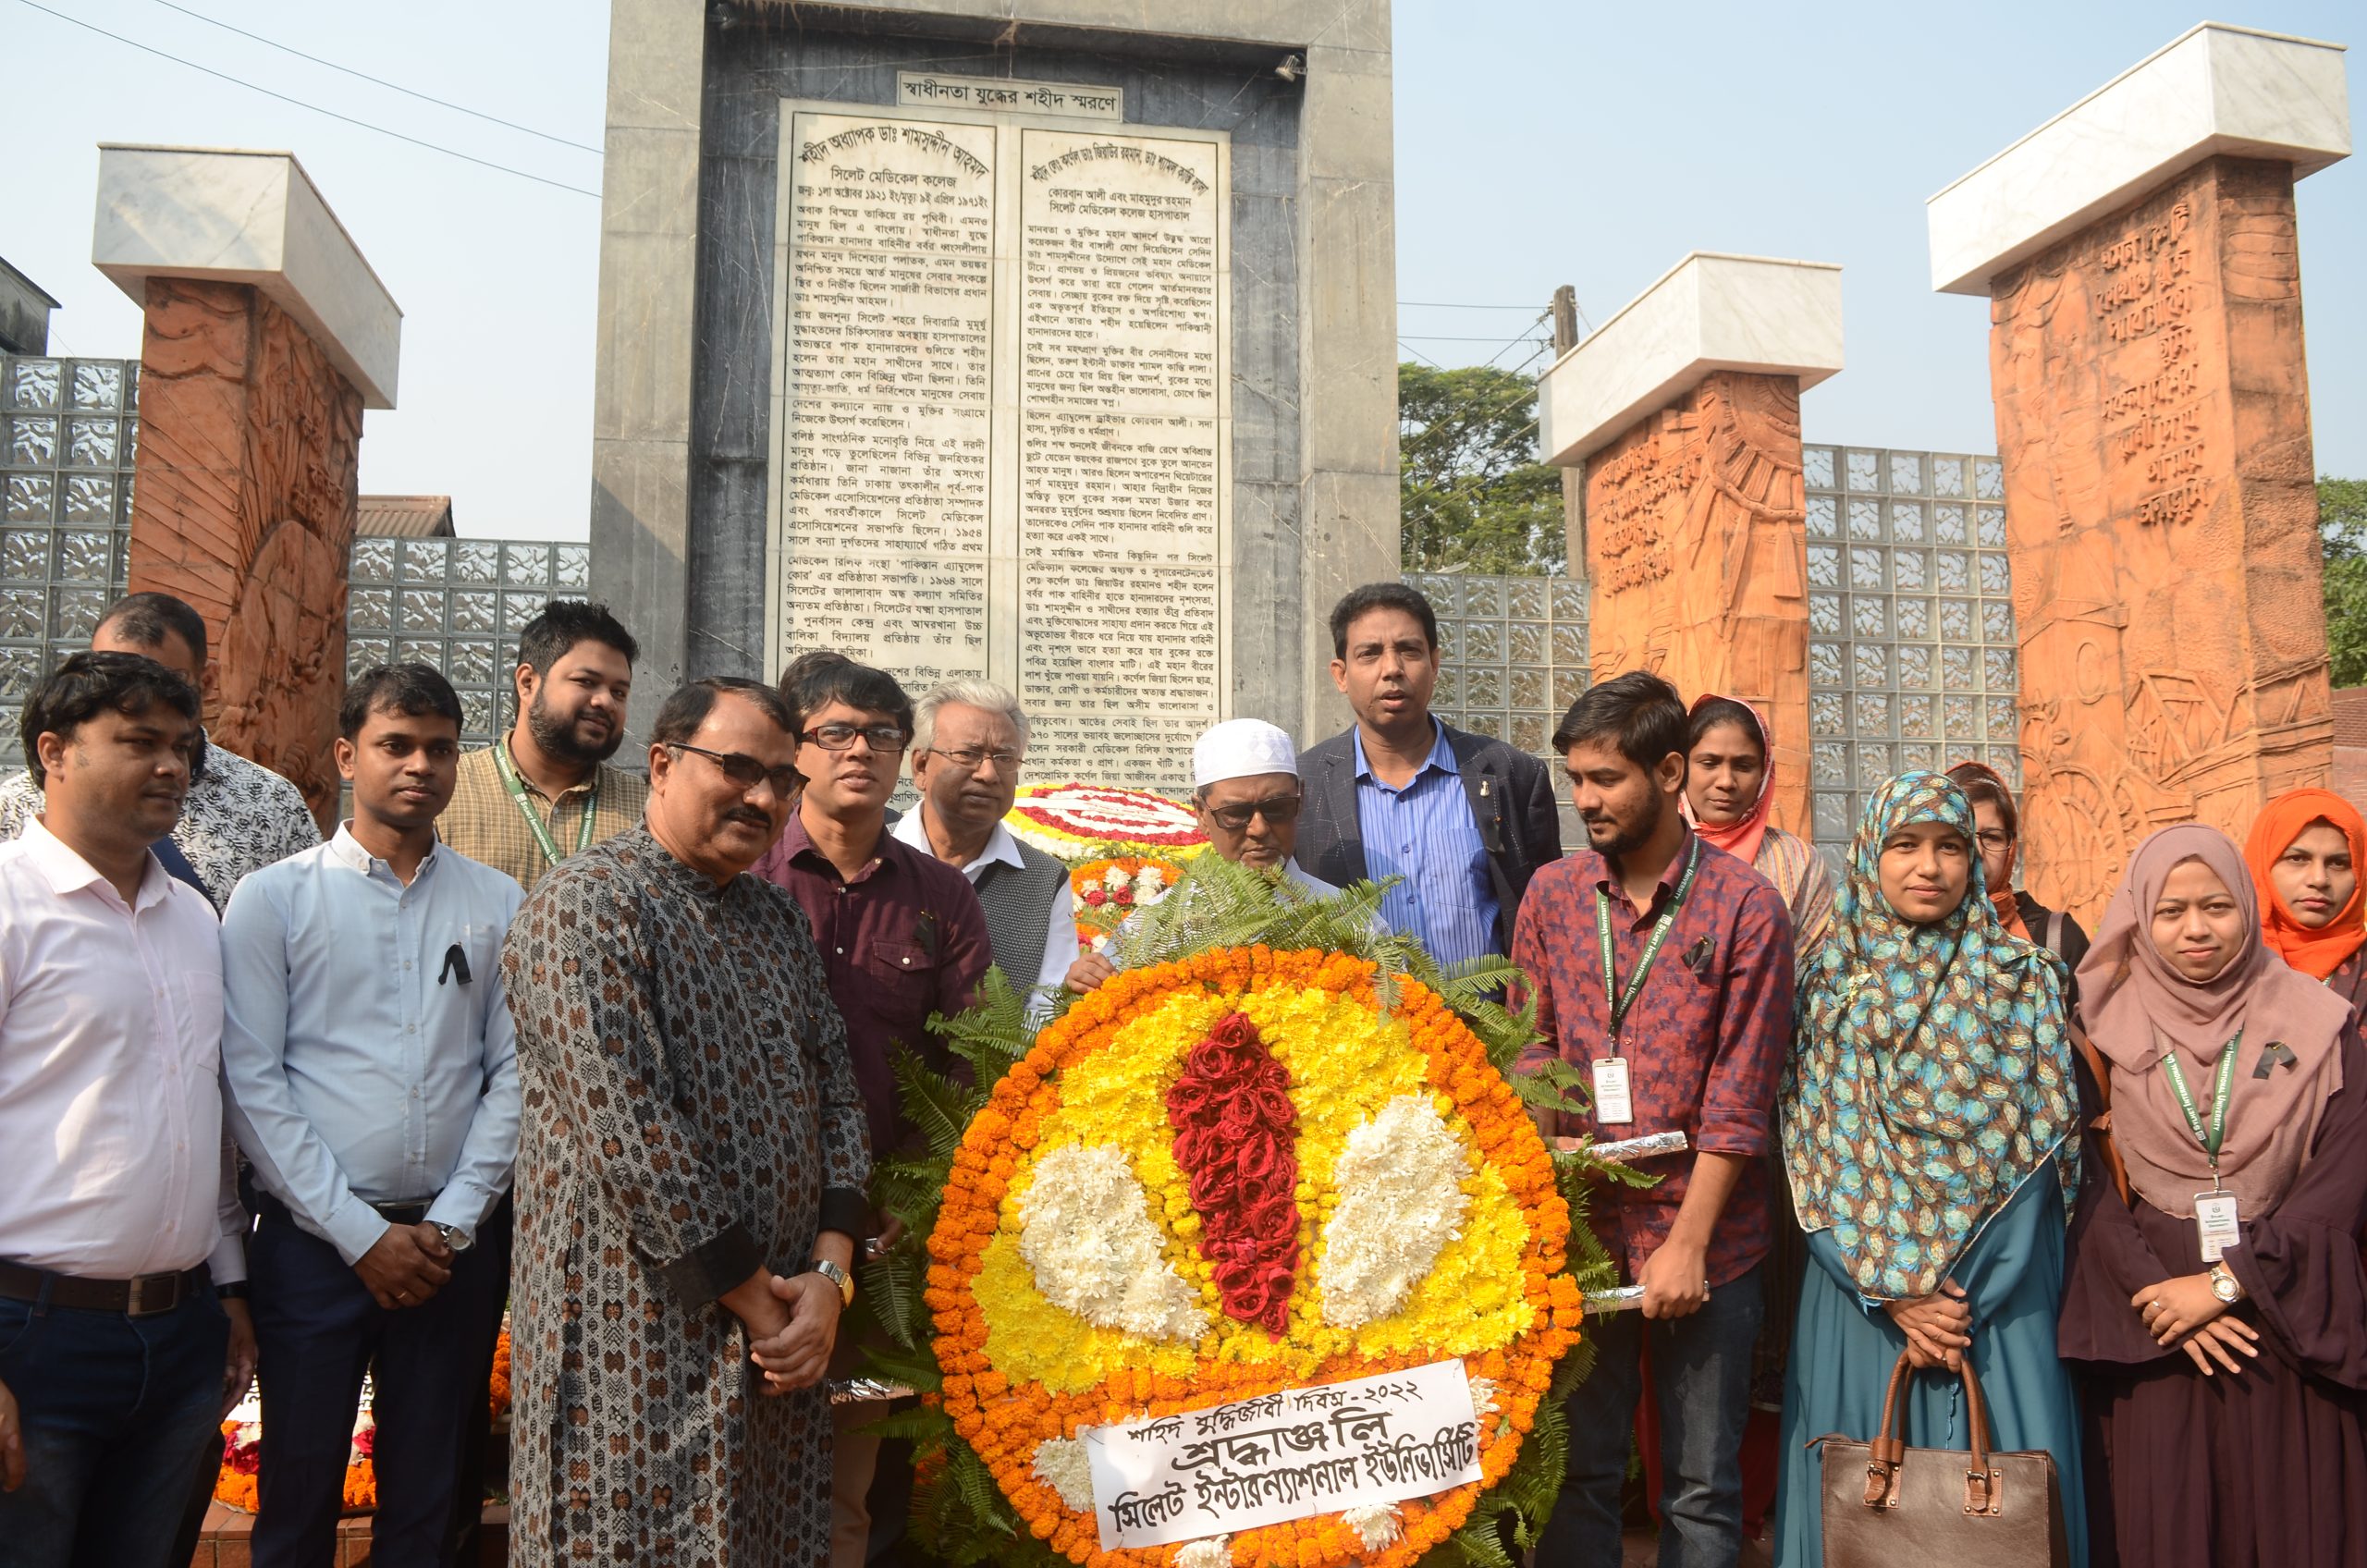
5, 1, 2360, 541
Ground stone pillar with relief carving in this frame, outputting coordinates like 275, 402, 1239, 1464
1537, 252, 1843, 837
92, 145, 401, 827
1929, 23, 2351, 923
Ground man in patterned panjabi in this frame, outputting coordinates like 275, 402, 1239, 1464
500, 676, 870, 1566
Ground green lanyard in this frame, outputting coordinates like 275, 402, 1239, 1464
2159, 1031, 2240, 1184
493, 735, 598, 868
1593, 836, 1700, 1054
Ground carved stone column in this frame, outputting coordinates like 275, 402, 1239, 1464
1539, 253, 1843, 836
1929, 23, 2350, 921
93, 146, 401, 827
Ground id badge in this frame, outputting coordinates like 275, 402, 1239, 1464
1591, 1057, 1635, 1125
2193, 1190, 2241, 1263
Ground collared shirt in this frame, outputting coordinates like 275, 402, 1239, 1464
889, 810, 1074, 1009
439, 741, 650, 891
1514, 828, 1795, 1287
1353, 718, 1502, 967
219, 826, 524, 1265
0, 818, 245, 1282
751, 814, 991, 1156
0, 734, 320, 913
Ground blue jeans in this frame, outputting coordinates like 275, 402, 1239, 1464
0, 1287, 230, 1568
1538, 1262, 1762, 1568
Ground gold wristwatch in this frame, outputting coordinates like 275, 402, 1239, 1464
2208, 1261, 2243, 1304
809, 1257, 855, 1306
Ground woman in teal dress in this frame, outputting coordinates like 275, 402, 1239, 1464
1772, 773, 2088, 1566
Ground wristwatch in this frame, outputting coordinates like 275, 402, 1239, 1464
2208, 1261, 2244, 1304
808, 1256, 854, 1306
432, 1222, 473, 1255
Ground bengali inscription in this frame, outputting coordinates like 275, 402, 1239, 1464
1084, 1361, 1483, 1550
2091, 200, 2209, 529
897, 71, 1122, 121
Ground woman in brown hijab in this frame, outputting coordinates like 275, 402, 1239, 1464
2058, 824, 2367, 1567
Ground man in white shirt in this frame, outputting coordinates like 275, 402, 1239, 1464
220, 664, 523, 1568
0, 651, 252, 1567
894, 680, 1075, 1014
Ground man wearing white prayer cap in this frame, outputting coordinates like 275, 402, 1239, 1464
1062, 719, 1342, 994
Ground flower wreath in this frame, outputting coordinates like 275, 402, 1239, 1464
1007, 783, 1210, 863
860, 858, 1620, 1567
1071, 856, 1186, 952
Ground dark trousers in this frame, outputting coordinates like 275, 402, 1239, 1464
0, 1286, 229, 1568
249, 1208, 509, 1568
1538, 1262, 1763, 1568
444, 1196, 511, 1562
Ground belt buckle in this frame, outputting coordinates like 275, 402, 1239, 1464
125, 1273, 171, 1318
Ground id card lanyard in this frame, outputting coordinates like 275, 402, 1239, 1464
495, 735, 598, 868
2160, 1030, 2242, 1261
1588, 836, 1701, 1124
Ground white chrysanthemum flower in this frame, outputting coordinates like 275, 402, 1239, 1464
1103, 865, 1132, 890
1318, 1095, 1472, 1327
1175, 1537, 1233, 1568
1342, 1502, 1404, 1550
1019, 1144, 1209, 1341
1466, 1374, 1501, 1421
1031, 1435, 1096, 1513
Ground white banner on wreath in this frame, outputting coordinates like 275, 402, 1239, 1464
1082, 1358, 1484, 1550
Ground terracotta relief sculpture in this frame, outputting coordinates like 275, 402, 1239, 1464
128, 277, 362, 827
1585, 370, 1811, 834
1990, 158, 2330, 922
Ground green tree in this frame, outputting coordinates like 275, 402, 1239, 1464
1398, 361, 1565, 575
2324, 476, 2367, 686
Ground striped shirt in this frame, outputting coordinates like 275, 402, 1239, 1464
1353, 719, 1502, 968
438, 743, 649, 892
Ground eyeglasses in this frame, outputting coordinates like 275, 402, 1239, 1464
665, 742, 803, 798
928, 745, 1024, 771
1205, 793, 1303, 832
1974, 829, 2014, 853
800, 723, 910, 754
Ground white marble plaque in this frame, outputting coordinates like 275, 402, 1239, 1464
770, 106, 1230, 790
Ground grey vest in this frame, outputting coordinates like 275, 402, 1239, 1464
972, 839, 1070, 986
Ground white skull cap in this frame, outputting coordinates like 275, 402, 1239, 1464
1192, 718, 1299, 789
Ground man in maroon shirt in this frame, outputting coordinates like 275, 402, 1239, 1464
749, 653, 988, 1568
1514, 670, 1794, 1568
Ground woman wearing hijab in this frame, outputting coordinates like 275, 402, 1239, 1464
2244, 786, 2367, 1025
1946, 759, 2090, 969
1773, 773, 2086, 1568
2059, 825, 2367, 1568
1684, 694, 1836, 959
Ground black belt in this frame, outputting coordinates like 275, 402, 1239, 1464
255, 1194, 434, 1228
0, 1258, 211, 1318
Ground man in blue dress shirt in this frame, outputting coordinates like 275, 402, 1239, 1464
220, 665, 524, 1568
1295, 583, 1564, 966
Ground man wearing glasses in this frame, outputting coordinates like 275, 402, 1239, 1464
893, 680, 1074, 1016
747, 654, 988, 1568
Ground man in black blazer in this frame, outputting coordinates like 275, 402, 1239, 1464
1296, 583, 1563, 965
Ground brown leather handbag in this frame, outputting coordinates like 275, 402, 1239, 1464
1813, 1350, 2068, 1568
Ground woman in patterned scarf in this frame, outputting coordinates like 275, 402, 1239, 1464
1770, 772, 2087, 1567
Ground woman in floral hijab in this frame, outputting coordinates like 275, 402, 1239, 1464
1771, 773, 2086, 1567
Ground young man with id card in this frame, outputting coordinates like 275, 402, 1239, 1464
1512, 670, 1795, 1568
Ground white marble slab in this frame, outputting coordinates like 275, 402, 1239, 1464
1928, 23, 2350, 296
92, 145, 402, 407
1537, 252, 1842, 468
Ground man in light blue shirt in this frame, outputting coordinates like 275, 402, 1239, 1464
220, 664, 522, 1568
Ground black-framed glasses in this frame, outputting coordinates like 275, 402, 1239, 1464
666, 742, 803, 797
801, 723, 910, 754
1974, 828, 2014, 853
928, 744, 1024, 771
1206, 792, 1303, 832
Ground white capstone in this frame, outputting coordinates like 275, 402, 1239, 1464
92, 145, 402, 408
1537, 252, 1842, 468
1927, 23, 2350, 297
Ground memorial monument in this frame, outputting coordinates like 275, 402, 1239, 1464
1537, 252, 1843, 835
591, 0, 1395, 788
92, 144, 400, 826
1930, 22, 2351, 920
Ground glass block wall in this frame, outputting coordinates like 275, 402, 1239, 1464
1421, 445, 2026, 851
0, 352, 590, 765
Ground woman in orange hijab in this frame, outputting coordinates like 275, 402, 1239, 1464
2244, 787, 2367, 1025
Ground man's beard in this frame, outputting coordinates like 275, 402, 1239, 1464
527, 689, 623, 765
1586, 793, 1664, 860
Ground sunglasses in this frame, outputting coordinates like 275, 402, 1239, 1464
665, 742, 803, 798
1205, 793, 1303, 832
